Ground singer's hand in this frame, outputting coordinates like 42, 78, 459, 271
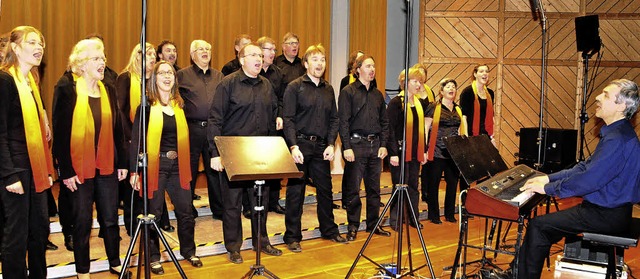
390, 156, 399, 167
211, 157, 224, 172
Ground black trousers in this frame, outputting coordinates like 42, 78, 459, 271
424, 157, 459, 220
342, 139, 382, 231
0, 169, 49, 279
70, 172, 121, 273
58, 181, 74, 237
220, 173, 271, 252
516, 201, 632, 279
188, 122, 223, 216
284, 139, 339, 244
148, 157, 196, 262
389, 160, 421, 228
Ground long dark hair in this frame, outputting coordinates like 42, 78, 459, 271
147, 60, 183, 107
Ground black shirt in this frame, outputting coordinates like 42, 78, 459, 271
386, 95, 429, 160
338, 80, 389, 150
459, 85, 495, 136
221, 58, 241, 76
282, 74, 338, 147
274, 54, 305, 84
177, 64, 224, 121
425, 102, 462, 159
207, 70, 277, 157
260, 65, 286, 118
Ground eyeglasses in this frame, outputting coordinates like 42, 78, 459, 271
194, 47, 211, 53
86, 56, 107, 63
23, 40, 45, 49
283, 41, 299, 46
156, 70, 175, 76
262, 47, 277, 53
242, 53, 264, 58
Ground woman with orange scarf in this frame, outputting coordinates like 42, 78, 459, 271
52, 38, 129, 279
0, 25, 53, 279
423, 78, 468, 224
386, 67, 428, 230
129, 61, 201, 274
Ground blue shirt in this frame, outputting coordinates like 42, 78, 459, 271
544, 119, 640, 208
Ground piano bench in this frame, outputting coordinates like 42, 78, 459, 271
580, 217, 640, 279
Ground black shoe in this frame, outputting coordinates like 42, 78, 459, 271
409, 222, 424, 229
332, 203, 341, 209
323, 234, 348, 243
161, 225, 175, 233
109, 266, 132, 279
186, 256, 203, 268
192, 207, 199, 218
429, 218, 442, 224
192, 193, 201, 200
286, 242, 302, 253
270, 204, 286, 214
255, 244, 282, 256
367, 227, 391, 237
150, 262, 164, 275
242, 209, 252, 219
445, 216, 457, 223
46, 240, 58, 251
64, 235, 74, 251
228, 251, 243, 264
346, 229, 357, 241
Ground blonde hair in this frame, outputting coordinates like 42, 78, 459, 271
67, 38, 104, 76
1, 26, 45, 71
398, 67, 426, 90
123, 42, 155, 76
302, 44, 325, 63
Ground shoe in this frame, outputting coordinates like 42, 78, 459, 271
150, 262, 164, 275
445, 216, 457, 223
323, 234, 348, 243
242, 209, 252, 219
109, 265, 132, 279
332, 203, 341, 209
255, 244, 283, 256
409, 222, 424, 229
46, 240, 58, 250
286, 242, 302, 253
192, 193, 201, 200
192, 207, 199, 218
161, 225, 175, 233
429, 218, 442, 224
346, 229, 357, 241
186, 256, 203, 268
366, 227, 391, 237
228, 251, 243, 264
487, 268, 513, 279
270, 204, 286, 214
64, 235, 74, 251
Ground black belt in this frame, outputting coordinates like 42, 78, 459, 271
188, 120, 207, 127
160, 151, 178, 160
350, 133, 378, 141
297, 134, 326, 143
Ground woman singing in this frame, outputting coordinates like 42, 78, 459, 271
387, 67, 428, 230
424, 78, 467, 224
52, 38, 129, 279
129, 61, 202, 275
0, 25, 53, 279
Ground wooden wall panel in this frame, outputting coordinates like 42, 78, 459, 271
587, 0, 640, 14
425, 0, 499, 12
598, 20, 640, 62
506, 0, 579, 12
423, 18, 499, 59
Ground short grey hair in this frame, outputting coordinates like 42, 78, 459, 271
610, 79, 639, 119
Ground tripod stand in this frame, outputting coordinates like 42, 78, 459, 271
242, 180, 278, 279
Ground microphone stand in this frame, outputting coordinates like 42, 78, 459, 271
535, 0, 548, 171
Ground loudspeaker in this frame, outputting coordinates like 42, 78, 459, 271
575, 15, 601, 53
563, 237, 624, 267
517, 128, 578, 173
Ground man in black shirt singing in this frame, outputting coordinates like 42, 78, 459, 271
282, 44, 348, 253
274, 32, 305, 84
338, 54, 391, 241
221, 34, 251, 76
208, 43, 281, 264
177, 40, 224, 219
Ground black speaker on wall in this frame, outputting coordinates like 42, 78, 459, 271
575, 15, 601, 54
517, 128, 578, 174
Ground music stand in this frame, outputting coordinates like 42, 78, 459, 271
215, 136, 303, 279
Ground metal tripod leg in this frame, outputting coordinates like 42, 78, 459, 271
241, 180, 278, 279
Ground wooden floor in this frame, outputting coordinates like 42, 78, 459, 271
4, 172, 639, 279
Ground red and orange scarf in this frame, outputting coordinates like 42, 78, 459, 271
398, 91, 425, 163
9, 66, 54, 192
427, 103, 466, 161
129, 72, 142, 122
70, 76, 114, 183
145, 101, 191, 198
471, 82, 494, 136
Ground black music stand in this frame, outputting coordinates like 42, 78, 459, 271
215, 136, 303, 279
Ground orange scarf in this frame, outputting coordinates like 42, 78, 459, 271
472, 82, 494, 136
146, 101, 191, 198
129, 72, 142, 122
398, 91, 425, 162
427, 103, 465, 161
9, 66, 54, 192
423, 84, 435, 103
70, 76, 114, 183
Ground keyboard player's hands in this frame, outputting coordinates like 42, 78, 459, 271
520, 175, 549, 194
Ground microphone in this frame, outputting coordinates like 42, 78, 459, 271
530, 0, 539, 21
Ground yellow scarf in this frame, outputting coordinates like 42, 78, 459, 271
129, 72, 142, 122
423, 84, 435, 103
70, 76, 114, 183
146, 101, 191, 198
471, 82, 494, 136
9, 66, 54, 192
427, 103, 466, 161
398, 90, 425, 162
348, 73, 356, 84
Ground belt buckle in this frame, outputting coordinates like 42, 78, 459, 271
166, 151, 178, 160
200, 121, 207, 127
308, 135, 317, 141
367, 135, 376, 141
